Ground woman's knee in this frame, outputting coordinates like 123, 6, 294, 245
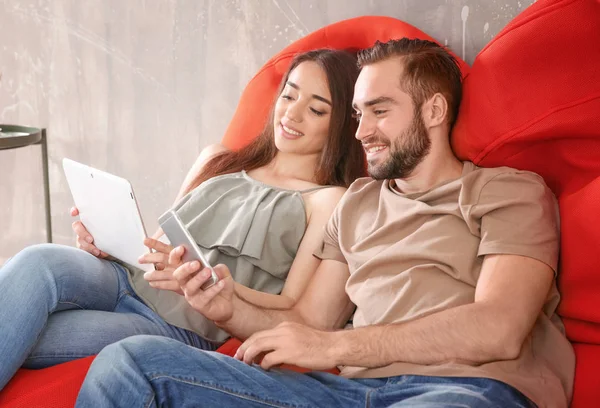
5, 244, 85, 285
13, 243, 73, 264
12, 243, 71, 268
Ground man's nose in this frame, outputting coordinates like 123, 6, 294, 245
355, 116, 374, 141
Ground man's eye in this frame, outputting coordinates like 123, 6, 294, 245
352, 112, 362, 122
374, 110, 387, 115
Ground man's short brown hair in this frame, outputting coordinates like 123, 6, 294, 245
357, 38, 463, 127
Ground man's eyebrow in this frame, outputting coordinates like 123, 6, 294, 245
353, 96, 397, 110
286, 81, 332, 106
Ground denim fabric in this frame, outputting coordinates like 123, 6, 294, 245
0, 244, 217, 390
76, 335, 537, 408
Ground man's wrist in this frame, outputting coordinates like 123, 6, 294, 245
327, 329, 351, 367
214, 293, 241, 329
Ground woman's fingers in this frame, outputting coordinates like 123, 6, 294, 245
72, 220, 94, 244
148, 280, 184, 295
138, 252, 169, 265
144, 269, 177, 281
144, 237, 173, 254
168, 246, 185, 266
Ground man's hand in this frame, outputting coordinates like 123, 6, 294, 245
234, 322, 339, 371
141, 238, 183, 295
173, 261, 236, 323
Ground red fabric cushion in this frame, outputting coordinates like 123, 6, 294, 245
451, 0, 600, 197
558, 177, 600, 343
221, 15, 469, 150
570, 343, 600, 408
0, 357, 95, 408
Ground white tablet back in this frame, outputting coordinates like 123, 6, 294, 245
62, 158, 153, 272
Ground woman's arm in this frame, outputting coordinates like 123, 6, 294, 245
173, 143, 229, 203
151, 143, 229, 239
232, 186, 347, 309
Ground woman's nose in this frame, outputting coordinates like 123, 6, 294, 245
285, 102, 303, 122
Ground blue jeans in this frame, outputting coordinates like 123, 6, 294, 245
76, 335, 537, 408
0, 244, 218, 390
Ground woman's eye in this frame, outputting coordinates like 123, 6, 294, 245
281, 95, 293, 100
310, 108, 325, 116
352, 112, 362, 122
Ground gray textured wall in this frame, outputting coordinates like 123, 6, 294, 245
0, 0, 534, 263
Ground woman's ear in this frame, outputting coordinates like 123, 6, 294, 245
422, 93, 448, 128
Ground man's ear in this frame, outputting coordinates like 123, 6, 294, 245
422, 93, 448, 128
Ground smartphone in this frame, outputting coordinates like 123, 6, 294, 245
158, 209, 219, 291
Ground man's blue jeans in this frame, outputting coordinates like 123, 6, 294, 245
76, 335, 537, 408
0, 244, 217, 390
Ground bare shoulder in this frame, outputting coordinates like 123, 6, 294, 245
304, 186, 347, 221
194, 143, 229, 169
314, 186, 347, 204
199, 143, 228, 161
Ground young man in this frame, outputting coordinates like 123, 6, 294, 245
75, 39, 574, 408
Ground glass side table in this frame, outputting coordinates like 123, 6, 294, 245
0, 125, 52, 242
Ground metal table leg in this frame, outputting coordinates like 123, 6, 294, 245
40, 129, 52, 243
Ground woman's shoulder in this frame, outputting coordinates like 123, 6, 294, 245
199, 143, 229, 163
310, 185, 347, 202
303, 185, 347, 222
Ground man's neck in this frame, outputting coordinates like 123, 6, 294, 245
392, 149, 464, 195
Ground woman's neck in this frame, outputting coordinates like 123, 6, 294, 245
264, 151, 320, 183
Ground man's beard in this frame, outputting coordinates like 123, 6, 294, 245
367, 112, 431, 180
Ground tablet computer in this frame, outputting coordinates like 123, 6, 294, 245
62, 158, 153, 272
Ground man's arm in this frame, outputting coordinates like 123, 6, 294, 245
330, 253, 554, 367
215, 258, 354, 340
236, 253, 554, 370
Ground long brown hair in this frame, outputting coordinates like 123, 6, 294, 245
184, 49, 366, 194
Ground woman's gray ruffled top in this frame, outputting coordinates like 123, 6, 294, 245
127, 171, 328, 343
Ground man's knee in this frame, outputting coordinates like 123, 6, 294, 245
99, 335, 173, 362
96, 335, 183, 369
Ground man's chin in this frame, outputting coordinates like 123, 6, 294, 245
367, 165, 389, 180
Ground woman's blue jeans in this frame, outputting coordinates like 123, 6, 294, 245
0, 244, 216, 390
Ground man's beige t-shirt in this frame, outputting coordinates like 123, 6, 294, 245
315, 161, 575, 408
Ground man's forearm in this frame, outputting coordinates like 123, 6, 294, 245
331, 302, 521, 368
215, 294, 304, 340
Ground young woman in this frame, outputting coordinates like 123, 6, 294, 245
0, 48, 365, 390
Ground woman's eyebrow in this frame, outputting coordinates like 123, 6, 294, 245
286, 81, 332, 106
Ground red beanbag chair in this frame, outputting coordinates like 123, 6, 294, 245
452, 0, 600, 197
559, 176, 600, 345
0, 15, 461, 408
451, 0, 600, 406
0, 357, 95, 408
